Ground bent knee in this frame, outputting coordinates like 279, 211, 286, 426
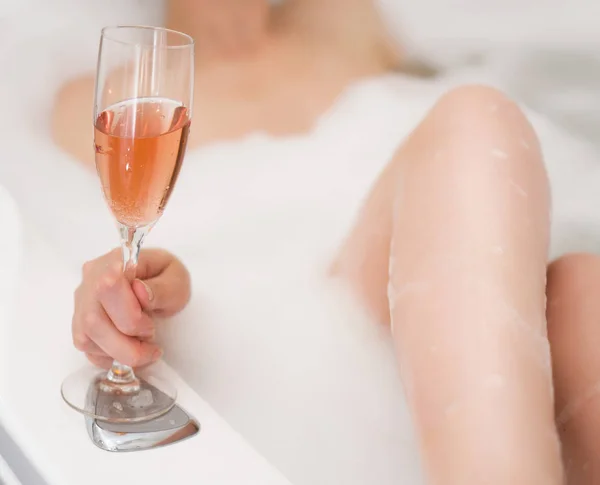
435, 84, 517, 113
397, 84, 549, 211
428, 85, 541, 160
547, 253, 600, 331
433, 84, 526, 127
406, 85, 544, 174
548, 253, 600, 291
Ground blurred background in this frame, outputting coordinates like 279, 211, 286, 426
388, 0, 600, 147
2, 0, 600, 146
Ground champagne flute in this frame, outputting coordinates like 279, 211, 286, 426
61, 26, 194, 423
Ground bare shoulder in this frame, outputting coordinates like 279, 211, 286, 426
51, 75, 96, 168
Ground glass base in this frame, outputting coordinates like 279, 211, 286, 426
61, 365, 177, 423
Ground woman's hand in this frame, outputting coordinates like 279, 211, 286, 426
72, 248, 191, 369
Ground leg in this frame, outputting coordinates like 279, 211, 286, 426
334, 85, 563, 483
548, 254, 600, 485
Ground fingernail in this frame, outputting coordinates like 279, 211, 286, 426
152, 348, 163, 361
137, 279, 154, 302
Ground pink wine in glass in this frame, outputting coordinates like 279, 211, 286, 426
62, 25, 194, 425
94, 97, 191, 228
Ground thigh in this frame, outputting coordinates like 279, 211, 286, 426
335, 84, 562, 483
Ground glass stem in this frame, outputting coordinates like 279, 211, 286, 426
106, 222, 152, 387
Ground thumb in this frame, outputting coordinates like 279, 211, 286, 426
132, 265, 191, 317
132, 278, 155, 310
